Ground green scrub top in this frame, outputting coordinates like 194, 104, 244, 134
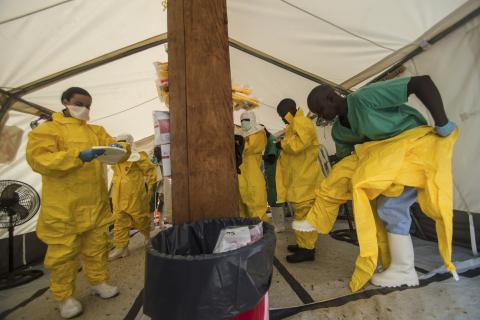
332, 77, 427, 158
264, 134, 281, 207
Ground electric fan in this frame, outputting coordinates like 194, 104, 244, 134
0, 180, 43, 290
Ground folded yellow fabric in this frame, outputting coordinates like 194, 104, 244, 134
232, 86, 259, 111
306, 126, 458, 292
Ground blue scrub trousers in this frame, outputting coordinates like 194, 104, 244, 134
377, 187, 417, 235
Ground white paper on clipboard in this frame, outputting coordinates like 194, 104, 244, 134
91, 146, 126, 164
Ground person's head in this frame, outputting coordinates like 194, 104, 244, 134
61, 87, 92, 109
61, 87, 92, 121
276, 98, 297, 124
240, 111, 257, 132
307, 85, 343, 121
116, 133, 134, 145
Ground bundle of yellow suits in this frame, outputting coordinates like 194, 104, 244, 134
154, 62, 169, 107
232, 86, 260, 111
305, 126, 458, 292
152, 64, 259, 112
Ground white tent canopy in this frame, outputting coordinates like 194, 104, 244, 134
1, 0, 479, 239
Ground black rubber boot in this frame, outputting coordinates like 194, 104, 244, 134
286, 248, 315, 263
287, 244, 315, 253
287, 244, 299, 253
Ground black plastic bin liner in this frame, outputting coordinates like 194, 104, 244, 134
144, 217, 276, 320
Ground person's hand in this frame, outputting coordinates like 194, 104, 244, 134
109, 143, 123, 148
79, 149, 105, 162
435, 121, 456, 137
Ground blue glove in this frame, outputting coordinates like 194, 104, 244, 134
109, 143, 123, 148
435, 121, 456, 137
79, 149, 105, 162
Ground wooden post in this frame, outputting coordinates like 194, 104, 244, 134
168, 0, 238, 224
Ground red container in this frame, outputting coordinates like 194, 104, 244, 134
229, 294, 268, 320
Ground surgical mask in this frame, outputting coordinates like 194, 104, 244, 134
316, 116, 335, 127
241, 121, 252, 132
66, 105, 90, 121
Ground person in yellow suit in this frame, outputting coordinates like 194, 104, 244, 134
108, 133, 157, 260
26, 87, 129, 319
238, 111, 268, 221
276, 99, 323, 263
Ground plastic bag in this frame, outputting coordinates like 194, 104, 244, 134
213, 222, 263, 253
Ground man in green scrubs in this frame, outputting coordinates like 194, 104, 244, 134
306, 75, 456, 288
263, 128, 285, 232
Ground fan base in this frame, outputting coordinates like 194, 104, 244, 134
0, 269, 44, 290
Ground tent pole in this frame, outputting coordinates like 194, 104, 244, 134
168, 0, 239, 223
341, 1, 480, 89
229, 38, 349, 94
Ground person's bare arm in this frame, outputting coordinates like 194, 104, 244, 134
407, 75, 448, 126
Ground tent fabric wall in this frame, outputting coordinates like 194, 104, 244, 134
227, 0, 468, 83
0, 0, 167, 89
398, 15, 480, 214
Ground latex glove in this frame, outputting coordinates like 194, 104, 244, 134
435, 121, 456, 137
79, 149, 105, 162
109, 143, 123, 148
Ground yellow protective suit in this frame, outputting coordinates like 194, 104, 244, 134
111, 151, 156, 248
276, 109, 323, 249
305, 126, 458, 292
26, 112, 129, 301
238, 130, 268, 221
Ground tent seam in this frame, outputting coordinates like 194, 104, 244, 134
0, 0, 75, 26
279, 0, 396, 52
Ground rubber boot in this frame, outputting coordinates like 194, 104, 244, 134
370, 233, 419, 287
91, 282, 119, 299
271, 206, 285, 232
287, 244, 299, 252
59, 297, 83, 319
286, 248, 315, 263
108, 247, 129, 261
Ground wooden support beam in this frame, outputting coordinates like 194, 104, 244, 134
0, 89, 52, 122
168, 0, 239, 223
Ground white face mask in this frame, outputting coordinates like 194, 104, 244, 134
66, 105, 90, 121
316, 116, 335, 127
241, 121, 252, 132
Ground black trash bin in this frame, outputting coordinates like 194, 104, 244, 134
144, 217, 276, 320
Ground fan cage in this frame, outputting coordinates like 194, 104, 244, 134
0, 180, 40, 228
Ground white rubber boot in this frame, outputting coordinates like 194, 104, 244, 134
91, 282, 119, 299
108, 247, 129, 261
370, 233, 419, 287
271, 206, 286, 232
59, 297, 83, 319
